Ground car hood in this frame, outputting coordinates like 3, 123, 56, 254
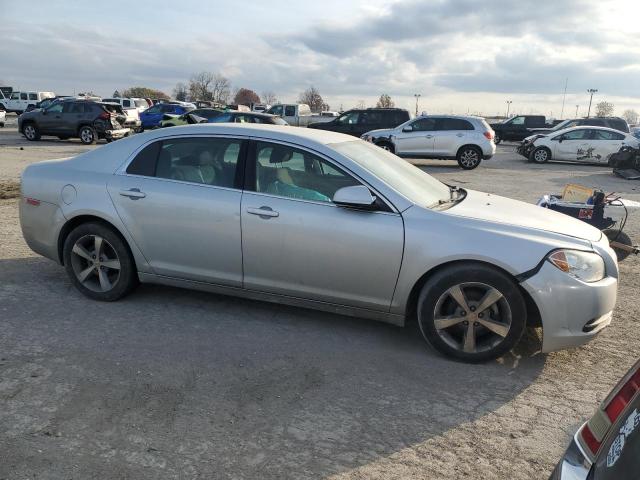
365, 128, 396, 137
446, 189, 602, 242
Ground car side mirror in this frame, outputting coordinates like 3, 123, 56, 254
332, 185, 377, 210
402, 126, 412, 132
558, 137, 564, 143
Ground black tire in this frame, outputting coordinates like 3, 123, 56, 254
63, 222, 138, 301
494, 133, 502, 144
22, 122, 41, 141
78, 125, 97, 145
456, 146, 482, 170
417, 263, 527, 363
105, 138, 113, 143
0, 123, 4, 128
603, 229, 633, 262
530, 146, 551, 164
375, 141, 395, 153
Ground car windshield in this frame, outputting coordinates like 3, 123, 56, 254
330, 141, 452, 208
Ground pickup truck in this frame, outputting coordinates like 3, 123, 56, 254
490, 115, 560, 144
265, 104, 334, 127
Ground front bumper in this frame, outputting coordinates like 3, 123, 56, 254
520, 261, 618, 353
517, 139, 536, 159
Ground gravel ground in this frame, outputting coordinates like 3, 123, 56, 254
1, 124, 639, 479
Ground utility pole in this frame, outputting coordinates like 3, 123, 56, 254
560, 77, 568, 119
414, 93, 421, 116
586, 89, 597, 118
505, 100, 512, 118
575, 105, 579, 117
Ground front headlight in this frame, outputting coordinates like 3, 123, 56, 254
547, 250, 605, 283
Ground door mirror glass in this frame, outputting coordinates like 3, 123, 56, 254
332, 185, 377, 210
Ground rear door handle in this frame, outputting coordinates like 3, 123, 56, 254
247, 206, 279, 218
456, 133, 464, 137
425, 134, 434, 138
119, 188, 146, 199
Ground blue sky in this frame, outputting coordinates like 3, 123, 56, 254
1, 0, 639, 117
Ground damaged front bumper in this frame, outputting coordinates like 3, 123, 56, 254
517, 139, 536, 159
104, 128, 131, 140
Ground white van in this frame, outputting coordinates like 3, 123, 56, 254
101, 97, 150, 114
1, 91, 55, 114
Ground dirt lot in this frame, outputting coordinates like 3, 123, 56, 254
1, 119, 639, 479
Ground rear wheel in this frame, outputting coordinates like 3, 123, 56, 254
23, 123, 41, 141
457, 146, 482, 170
63, 222, 138, 301
530, 146, 550, 164
417, 263, 526, 362
375, 141, 395, 153
494, 133, 502, 144
79, 126, 97, 145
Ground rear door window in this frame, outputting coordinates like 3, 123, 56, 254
360, 111, 383, 125
439, 118, 474, 130
127, 138, 243, 188
29, 93, 38, 100
20, 93, 28, 100
592, 130, 625, 140
284, 105, 296, 116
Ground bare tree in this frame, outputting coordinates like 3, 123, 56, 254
595, 101, 614, 117
233, 88, 261, 106
262, 91, 278, 105
376, 94, 394, 108
188, 72, 230, 103
354, 100, 366, 109
112, 90, 121, 98
211, 74, 231, 104
298, 86, 324, 113
122, 87, 169, 100
622, 109, 639, 125
173, 82, 188, 102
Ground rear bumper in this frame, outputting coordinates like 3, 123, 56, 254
549, 432, 591, 479
19, 196, 66, 264
520, 262, 618, 352
104, 128, 131, 139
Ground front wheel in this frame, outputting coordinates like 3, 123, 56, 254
23, 123, 41, 141
530, 146, 550, 164
494, 133, 502, 144
79, 126, 97, 145
457, 146, 482, 170
375, 141, 395, 153
417, 263, 526, 362
603, 229, 633, 262
63, 222, 138, 301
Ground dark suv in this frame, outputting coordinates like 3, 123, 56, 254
18, 100, 130, 144
307, 108, 410, 137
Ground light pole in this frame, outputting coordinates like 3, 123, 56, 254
505, 100, 512, 118
575, 105, 579, 117
586, 89, 597, 118
414, 93, 421, 116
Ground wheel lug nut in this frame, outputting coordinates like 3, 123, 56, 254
474, 321, 479, 326
461, 311, 467, 316
92, 255, 96, 259
470, 306, 476, 312
463, 320, 468, 325
478, 313, 484, 318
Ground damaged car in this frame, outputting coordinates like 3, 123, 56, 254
517, 126, 639, 165
19, 99, 131, 145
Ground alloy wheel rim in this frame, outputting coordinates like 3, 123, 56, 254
70, 235, 121, 292
460, 149, 479, 167
381, 144, 391, 151
534, 150, 547, 162
432, 282, 511, 354
81, 128, 93, 143
25, 126, 35, 139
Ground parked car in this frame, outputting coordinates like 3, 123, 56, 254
631, 126, 640, 140
139, 103, 194, 130
1, 91, 55, 114
18, 100, 130, 144
19, 124, 618, 363
101, 97, 149, 115
252, 104, 270, 112
308, 108, 411, 138
362, 115, 495, 169
266, 103, 314, 126
550, 358, 639, 479
531, 117, 630, 135
207, 111, 288, 125
517, 126, 640, 164
490, 115, 558, 144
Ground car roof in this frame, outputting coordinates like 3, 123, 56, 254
416, 114, 484, 120
553, 125, 629, 134
140, 123, 355, 145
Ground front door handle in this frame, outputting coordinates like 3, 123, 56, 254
425, 134, 434, 138
456, 133, 464, 137
119, 188, 146, 199
247, 206, 279, 218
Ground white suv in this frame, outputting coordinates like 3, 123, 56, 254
361, 115, 496, 169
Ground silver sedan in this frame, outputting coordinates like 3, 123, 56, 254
19, 124, 619, 362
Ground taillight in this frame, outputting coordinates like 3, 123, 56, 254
98, 111, 110, 120
605, 368, 640, 422
25, 197, 40, 206
484, 130, 494, 140
580, 424, 602, 456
